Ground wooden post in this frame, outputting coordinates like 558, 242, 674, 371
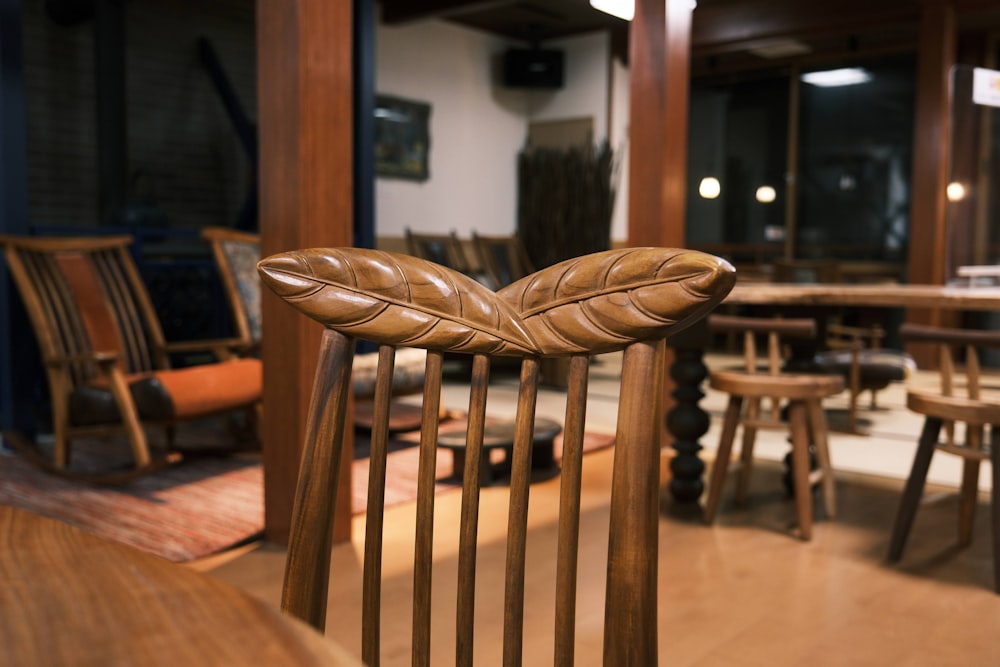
906, 0, 957, 365
257, 0, 355, 544
628, 0, 692, 249
629, 0, 694, 491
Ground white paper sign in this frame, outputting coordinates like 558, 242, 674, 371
972, 67, 1000, 108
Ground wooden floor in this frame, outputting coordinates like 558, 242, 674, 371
205, 441, 999, 666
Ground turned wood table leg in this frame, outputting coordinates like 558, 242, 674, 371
666, 321, 711, 503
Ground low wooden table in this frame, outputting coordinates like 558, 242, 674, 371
0, 505, 362, 666
436, 416, 563, 485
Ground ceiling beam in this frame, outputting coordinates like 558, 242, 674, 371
692, 0, 919, 55
381, 0, 516, 24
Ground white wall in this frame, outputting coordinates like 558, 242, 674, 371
375, 20, 623, 240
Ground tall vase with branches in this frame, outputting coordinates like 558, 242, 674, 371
517, 140, 619, 269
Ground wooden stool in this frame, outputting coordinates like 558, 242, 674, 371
703, 315, 845, 540
887, 324, 1000, 593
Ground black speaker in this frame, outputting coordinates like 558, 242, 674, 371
502, 49, 564, 89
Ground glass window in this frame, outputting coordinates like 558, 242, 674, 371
797, 56, 916, 261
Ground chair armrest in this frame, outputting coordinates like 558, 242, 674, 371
160, 337, 253, 358
45, 350, 120, 367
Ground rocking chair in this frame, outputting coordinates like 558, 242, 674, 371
0, 234, 262, 481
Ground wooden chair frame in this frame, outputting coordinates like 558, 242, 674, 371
258, 246, 736, 665
471, 231, 535, 290
704, 314, 845, 540
201, 226, 262, 353
0, 234, 261, 481
888, 323, 1000, 593
404, 228, 472, 275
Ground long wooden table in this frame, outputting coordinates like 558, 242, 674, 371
0, 505, 363, 666
665, 282, 1000, 504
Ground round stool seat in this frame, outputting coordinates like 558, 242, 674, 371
710, 370, 844, 400
814, 348, 915, 390
906, 390, 1000, 425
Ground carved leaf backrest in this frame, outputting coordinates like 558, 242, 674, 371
258, 247, 735, 666
2, 236, 163, 386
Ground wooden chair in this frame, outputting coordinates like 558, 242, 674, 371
201, 226, 262, 353
703, 314, 845, 540
201, 227, 429, 430
471, 231, 535, 289
887, 323, 1000, 593
0, 234, 262, 480
257, 246, 736, 665
404, 227, 471, 275
813, 323, 915, 434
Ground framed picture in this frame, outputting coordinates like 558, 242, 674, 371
374, 94, 431, 181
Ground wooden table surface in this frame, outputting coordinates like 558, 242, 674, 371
724, 282, 1000, 310
0, 505, 363, 666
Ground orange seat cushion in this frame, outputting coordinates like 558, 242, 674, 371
152, 358, 262, 419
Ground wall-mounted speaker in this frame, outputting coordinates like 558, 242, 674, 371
502, 49, 564, 89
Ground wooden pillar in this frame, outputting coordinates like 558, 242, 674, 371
906, 0, 956, 364
257, 0, 355, 544
629, 0, 694, 493
628, 0, 692, 248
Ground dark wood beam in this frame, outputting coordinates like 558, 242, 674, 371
381, 0, 514, 24
257, 0, 355, 545
692, 0, 919, 55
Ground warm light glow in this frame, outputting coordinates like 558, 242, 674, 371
699, 177, 721, 199
755, 185, 777, 203
801, 67, 872, 87
589, 0, 695, 21
589, 0, 634, 20
947, 181, 967, 201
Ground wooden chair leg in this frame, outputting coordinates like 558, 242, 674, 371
787, 401, 813, 541
807, 399, 836, 519
735, 397, 760, 505
704, 395, 742, 524
888, 417, 943, 562
958, 424, 984, 548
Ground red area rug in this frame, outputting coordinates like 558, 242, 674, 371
0, 419, 614, 562
0, 447, 263, 563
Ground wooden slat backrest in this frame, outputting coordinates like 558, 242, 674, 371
259, 247, 736, 666
708, 314, 816, 371
201, 226, 262, 348
1, 236, 165, 380
471, 232, 535, 289
899, 323, 1000, 399
404, 227, 471, 274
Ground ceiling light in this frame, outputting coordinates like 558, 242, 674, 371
590, 0, 634, 21
590, 0, 695, 22
801, 67, 872, 87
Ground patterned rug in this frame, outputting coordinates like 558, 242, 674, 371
0, 444, 263, 563
0, 419, 615, 562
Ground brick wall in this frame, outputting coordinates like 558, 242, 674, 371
23, 0, 256, 231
